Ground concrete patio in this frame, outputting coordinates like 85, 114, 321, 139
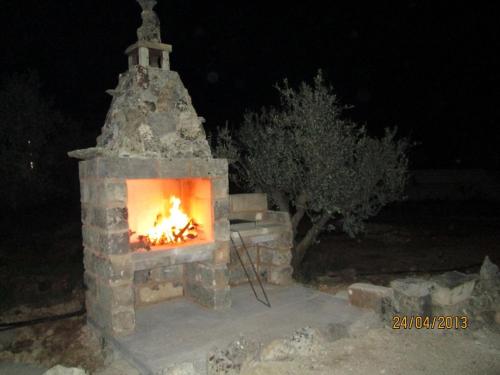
109, 283, 363, 374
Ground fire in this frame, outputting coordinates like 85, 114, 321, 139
142, 196, 198, 246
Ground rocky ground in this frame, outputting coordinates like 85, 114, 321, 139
1, 201, 499, 374
208, 316, 500, 375
1, 291, 500, 375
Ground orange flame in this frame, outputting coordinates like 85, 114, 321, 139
144, 196, 198, 245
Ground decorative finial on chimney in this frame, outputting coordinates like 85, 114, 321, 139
137, 0, 161, 42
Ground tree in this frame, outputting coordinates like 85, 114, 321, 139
0, 71, 79, 212
214, 72, 409, 269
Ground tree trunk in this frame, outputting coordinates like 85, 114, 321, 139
291, 192, 308, 233
292, 212, 331, 269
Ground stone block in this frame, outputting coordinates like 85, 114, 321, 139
95, 157, 158, 178
213, 242, 230, 265
229, 193, 267, 213
254, 231, 293, 250
431, 271, 477, 306
82, 181, 96, 205
110, 308, 135, 335
185, 262, 229, 289
98, 230, 130, 255
480, 256, 500, 290
81, 205, 90, 225
82, 225, 99, 250
95, 254, 134, 283
264, 210, 292, 225
83, 180, 127, 206
214, 198, 229, 220
83, 273, 97, 296
85, 293, 99, 324
279, 230, 294, 248
228, 211, 264, 222
134, 269, 151, 284
230, 246, 258, 265
213, 265, 230, 289
347, 283, 394, 313
256, 239, 281, 250
132, 242, 215, 271
103, 181, 127, 205
83, 249, 98, 275
190, 158, 211, 177
229, 263, 256, 285
78, 159, 98, 180
89, 304, 111, 331
80, 180, 92, 204
259, 247, 292, 266
92, 207, 128, 231
480, 256, 499, 280
136, 281, 183, 305
391, 278, 433, 316
267, 265, 293, 285
98, 283, 135, 310
212, 177, 228, 199
214, 218, 230, 241
157, 158, 191, 178
148, 264, 184, 282
185, 283, 231, 310
206, 158, 228, 177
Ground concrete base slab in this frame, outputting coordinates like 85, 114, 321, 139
110, 283, 363, 374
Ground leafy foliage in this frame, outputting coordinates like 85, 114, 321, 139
215, 71, 409, 264
0, 71, 80, 211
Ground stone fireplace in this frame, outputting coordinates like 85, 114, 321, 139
69, 0, 294, 338
69, 0, 231, 336
75, 158, 230, 336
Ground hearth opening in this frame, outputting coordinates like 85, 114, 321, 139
127, 178, 213, 251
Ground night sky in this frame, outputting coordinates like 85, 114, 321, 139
1, 1, 498, 169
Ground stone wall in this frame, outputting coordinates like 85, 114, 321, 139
79, 156, 230, 336
228, 194, 294, 287
134, 265, 184, 306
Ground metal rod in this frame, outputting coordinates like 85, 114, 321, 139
230, 231, 271, 308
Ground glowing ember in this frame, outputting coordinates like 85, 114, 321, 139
142, 196, 198, 246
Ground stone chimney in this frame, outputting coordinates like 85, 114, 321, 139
69, 0, 212, 160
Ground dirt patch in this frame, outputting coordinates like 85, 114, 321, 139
301, 202, 500, 286
240, 327, 500, 375
0, 317, 106, 373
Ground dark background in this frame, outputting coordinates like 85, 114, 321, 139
1, 0, 499, 314
1, 0, 499, 170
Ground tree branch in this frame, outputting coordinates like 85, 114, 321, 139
292, 211, 330, 269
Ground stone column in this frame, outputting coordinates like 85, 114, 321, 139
258, 213, 294, 285
138, 46, 149, 67
184, 163, 232, 309
79, 159, 135, 336
161, 50, 170, 70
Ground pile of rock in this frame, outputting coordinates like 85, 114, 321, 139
347, 256, 500, 328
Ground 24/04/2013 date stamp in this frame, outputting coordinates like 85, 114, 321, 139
392, 315, 469, 330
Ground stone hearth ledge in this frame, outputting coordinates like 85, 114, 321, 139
132, 242, 216, 271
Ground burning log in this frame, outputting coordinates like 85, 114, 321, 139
131, 195, 200, 248
173, 219, 193, 242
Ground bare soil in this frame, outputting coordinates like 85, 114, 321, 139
241, 325, 500, 375
300, 201, 500, 287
